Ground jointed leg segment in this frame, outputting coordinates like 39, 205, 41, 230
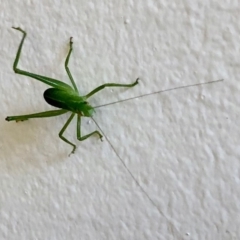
59, 113, 76, 155
12, 27, 74, 91
77, 115, 103, 142
85, 78, 139, 98
65, 37, 78, 92
6, 109, 68, 122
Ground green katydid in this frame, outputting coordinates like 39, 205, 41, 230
5, 28, 223, 230
6, 27, 139, 154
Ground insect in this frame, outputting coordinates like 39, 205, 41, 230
6, 27, 139, 154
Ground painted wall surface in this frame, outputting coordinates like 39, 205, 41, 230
0, 1, 239, 239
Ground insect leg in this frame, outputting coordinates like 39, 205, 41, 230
77, 115, 103, 141
64, 37, 78, 92
59, 113, 76, 155
85, 78, 139, 98
12, 27, 73, 91
6, 109, 68, 122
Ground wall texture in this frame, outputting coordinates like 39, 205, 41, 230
0, 1, 239, 239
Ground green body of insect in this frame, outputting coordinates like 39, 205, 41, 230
6, 27, 139, 154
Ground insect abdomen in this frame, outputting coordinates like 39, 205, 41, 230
43, 88, 86, 112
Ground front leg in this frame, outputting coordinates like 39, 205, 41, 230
77, 115, 103, 141
85, 78, 139, 98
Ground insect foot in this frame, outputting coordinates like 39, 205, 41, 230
68, 150, 75, 157
5, 116, 28, 122
12, 26, 21, 30
133, 77, 140, 86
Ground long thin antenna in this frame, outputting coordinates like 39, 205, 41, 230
91, 78, 224, 238
91, 117, 183, 239
94, 78, 224, 109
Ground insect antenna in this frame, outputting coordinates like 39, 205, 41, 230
91, 78, 224, 238
94, 78, 224, 109
92, 116, 183, 237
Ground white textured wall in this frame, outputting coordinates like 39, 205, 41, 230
0, 1, 239, 239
